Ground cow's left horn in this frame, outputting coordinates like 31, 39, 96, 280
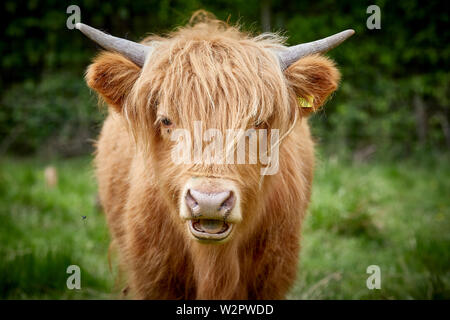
75, 23, 154, 67
276, 29, 355, 70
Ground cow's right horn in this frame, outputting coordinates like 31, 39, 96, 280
75, 23, 154, 67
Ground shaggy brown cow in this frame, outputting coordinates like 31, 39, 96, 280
77, 12, 353, 299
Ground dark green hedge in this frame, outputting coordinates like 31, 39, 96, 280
1, 0, 448, 156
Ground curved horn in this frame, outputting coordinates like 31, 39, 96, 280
277, 29, 355, 70
75, 23, 153, 67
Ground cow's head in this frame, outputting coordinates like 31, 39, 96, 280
81, 14, 353, 244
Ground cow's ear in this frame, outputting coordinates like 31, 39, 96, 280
284, 54, 340, 116
85, 52, 141, 112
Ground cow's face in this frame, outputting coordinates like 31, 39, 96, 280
85, 23, 342, 244
128, 38, 293, 244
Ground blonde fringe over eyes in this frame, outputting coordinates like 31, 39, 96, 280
123, 18, 297, 153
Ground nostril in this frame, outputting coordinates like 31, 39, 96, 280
220, 191, 235, 212
185, 190, 199, 213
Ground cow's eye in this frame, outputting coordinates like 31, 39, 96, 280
161, 117, 173, 127
254, 120, 265, 128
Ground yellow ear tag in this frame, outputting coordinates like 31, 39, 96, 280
297, 95, 314, 109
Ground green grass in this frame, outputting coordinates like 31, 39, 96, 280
0, 155, 449, 299
0, 157, 114, 299
290, 154, 450, 299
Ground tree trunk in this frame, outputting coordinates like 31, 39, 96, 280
437, 111, 450, 149
413, 95, 428, 145
261, 0, 271, 32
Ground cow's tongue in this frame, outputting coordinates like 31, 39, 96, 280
198, 219, 226, 234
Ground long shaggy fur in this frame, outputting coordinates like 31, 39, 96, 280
87, 12, 340, 299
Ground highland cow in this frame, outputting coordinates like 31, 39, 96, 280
77, 12, 353, 299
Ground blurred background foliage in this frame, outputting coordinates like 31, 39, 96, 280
1, 0, 449, 158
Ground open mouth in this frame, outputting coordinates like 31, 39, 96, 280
188, 219, 233, 241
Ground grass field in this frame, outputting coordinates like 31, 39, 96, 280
0, 154, 449, 299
